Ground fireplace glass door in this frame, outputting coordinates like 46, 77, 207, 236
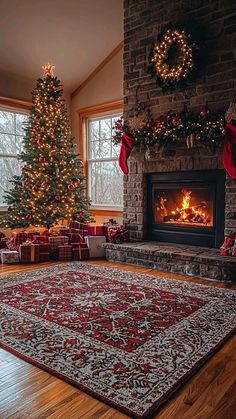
147, 170, 225, 248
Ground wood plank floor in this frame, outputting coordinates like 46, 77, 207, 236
0, 260, 235, 419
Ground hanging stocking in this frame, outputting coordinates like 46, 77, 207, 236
119, 133, 135, 175
223, 122, 236, 178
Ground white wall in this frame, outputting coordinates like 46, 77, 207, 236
71, 48, 123, 144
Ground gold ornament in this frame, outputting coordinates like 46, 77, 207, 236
42, 63, 55, 77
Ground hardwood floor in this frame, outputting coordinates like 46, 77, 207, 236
0, 261, 235, 419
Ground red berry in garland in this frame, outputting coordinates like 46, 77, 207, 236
14, 184, 20, 190
37, 138, 44, 146
26, 214, 32, 221
68, 183, 75, 190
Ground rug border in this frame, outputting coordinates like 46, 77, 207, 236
0, 263, 235, 418
1, 328, 235, 419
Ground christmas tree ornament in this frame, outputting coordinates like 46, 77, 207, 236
26, 214, 33, 221
14, 184, 20, 190
39, 156, 46, 163
68, 183, 75, 190
37, 138, 44, 146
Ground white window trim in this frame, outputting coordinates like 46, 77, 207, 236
0, 105, 29, 209
87, 113, 123, 211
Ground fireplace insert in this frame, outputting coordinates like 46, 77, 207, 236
146, 170, 225, 248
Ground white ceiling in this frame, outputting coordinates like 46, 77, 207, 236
0, 0, 123, 93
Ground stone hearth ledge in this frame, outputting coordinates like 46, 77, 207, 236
104, 242, 236, 282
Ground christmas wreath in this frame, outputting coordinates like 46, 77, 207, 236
148, 24, 200, 91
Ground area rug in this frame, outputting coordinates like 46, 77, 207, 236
0, 263, 235, 418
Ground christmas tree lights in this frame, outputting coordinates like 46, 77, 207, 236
0, 65, 93, 229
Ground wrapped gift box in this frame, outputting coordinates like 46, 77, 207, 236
39, 253, 50, 262
67, 233, 84, 244
27, 231, 41, 240
19, 244, 40, 263
1, 250, 19, 264
87, 226, 108, 236
69, 221, 88, 232
107, 226, 130, 244
58, 245, 72, 261
9, 232, 28, 250
11, 231, 28, 244
84, 235, 106, 258
49, 236, 69, 252
32, 235, 49, 244
59, 228, 70, 235
72, 244, 89, 260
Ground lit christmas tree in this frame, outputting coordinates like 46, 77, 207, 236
1, 64, 93, 229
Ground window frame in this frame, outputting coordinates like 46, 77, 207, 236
78, 100, 123, 213
0, 96, 31, 211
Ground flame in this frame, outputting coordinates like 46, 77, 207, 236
157, 189, 212, 226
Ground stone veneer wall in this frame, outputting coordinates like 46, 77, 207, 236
123, 0, 236, 242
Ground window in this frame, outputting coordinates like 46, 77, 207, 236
0, 108, 28, 207
87, 114, 123, 209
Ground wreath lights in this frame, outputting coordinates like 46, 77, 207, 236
148, 24, 201, 91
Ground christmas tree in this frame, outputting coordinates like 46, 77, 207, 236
0, 64, 93, 229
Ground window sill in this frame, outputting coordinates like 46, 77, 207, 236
90, 205, 123, 212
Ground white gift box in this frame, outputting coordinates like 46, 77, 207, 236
1, 250, 19, 264
84, 235, 106, 258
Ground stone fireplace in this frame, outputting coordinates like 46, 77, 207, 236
122, 0, 236, 247
105, 0, 236, 280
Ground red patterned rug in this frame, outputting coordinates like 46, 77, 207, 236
0, 263, 235, 418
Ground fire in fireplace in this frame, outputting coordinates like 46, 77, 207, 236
156, 188, 213, 227
147, 170, 225, 248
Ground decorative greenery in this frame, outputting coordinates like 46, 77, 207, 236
112, 106, 225, 150
0, 64, 93, 229
148, 23, 201, 92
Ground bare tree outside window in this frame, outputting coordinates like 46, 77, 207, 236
88, 115, 123, 208
0, 109, 28, 206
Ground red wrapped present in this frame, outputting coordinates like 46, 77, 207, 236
39, 253, 50, 262
88, 225, 108, 236
69, 221, 88, 231
59, 228, 70, 235
107, 226, 130, 244
220, 233, 236, 256
72, 245, 89, 261
19, 243, 40, 263
32, 235, 49, 244
49, 236, 69, 252
67, 233, 84, 244
58, 245, 72, 261
27, 231, 41, 240
0, 238, 8, 249
9, 232, 28, 249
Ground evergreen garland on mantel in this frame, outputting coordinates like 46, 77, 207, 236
112, 105, 225, 151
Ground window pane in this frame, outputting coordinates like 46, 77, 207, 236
90, 160, 123, 206
99, 140, 112, 158
0, 133, 17, 155
100, 118, 111, 140
89, 120, 99, 142
0, 157, 21, 205
0, 110, 15, 134
15, 113, 28, 135
15, 136, 24, 153
112, 142, 121, 158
